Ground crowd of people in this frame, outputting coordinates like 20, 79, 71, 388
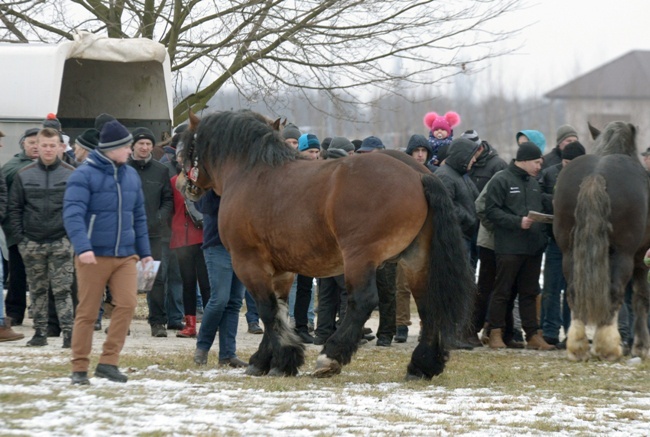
0, 108, 646, 385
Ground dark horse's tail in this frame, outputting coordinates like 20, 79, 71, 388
419, 174, 475, 350
572, 174, 612, 324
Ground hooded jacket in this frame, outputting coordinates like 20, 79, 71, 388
405, 134, 436, 172
467, 141, 508, 193
63, 149, 151, 258
435, 138, 480, 239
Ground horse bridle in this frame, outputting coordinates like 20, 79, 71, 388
182, 133, 203, 197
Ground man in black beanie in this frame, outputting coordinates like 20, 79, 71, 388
484, 141, 555, 351
538, 140, 586, 348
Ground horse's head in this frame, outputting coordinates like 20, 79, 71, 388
591, 121, 637, 157
177, 110, 212, 201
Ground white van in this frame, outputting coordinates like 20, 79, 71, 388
0, 32, 173, 163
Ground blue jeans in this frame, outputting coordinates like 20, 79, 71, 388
197, 245, 244, 359
541, 240, 566, 340
288, 276, 315, 324
244, 290, 259, 324
162, 244, 184, 325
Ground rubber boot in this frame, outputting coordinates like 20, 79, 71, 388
176, 315, 197, 338
488, 328, 506, 349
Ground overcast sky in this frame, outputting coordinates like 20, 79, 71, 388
471, 0, 650, 98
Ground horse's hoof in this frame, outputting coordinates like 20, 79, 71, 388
631, 345, 649, 359
245, 365, 266, 376
405, 372, 429, 381
312, 354, 341, 378
267, 367, 293, 377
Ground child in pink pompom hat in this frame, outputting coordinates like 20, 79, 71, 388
423, 111, 461, 165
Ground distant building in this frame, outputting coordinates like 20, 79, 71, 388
545, 50, 650, 151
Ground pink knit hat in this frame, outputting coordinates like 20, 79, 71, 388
423, 111, 461, 136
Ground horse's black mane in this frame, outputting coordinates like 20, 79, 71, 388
592, 121, 636, 157
189, 110, 298, 171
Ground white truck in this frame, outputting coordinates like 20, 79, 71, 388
0, 32, 173, 163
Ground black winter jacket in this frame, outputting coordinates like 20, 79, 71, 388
435, 138, 480, 239
127, 155, 174, 240
484, 161, 548, 256
467, 141, 508, 193
8, 158, 75, 243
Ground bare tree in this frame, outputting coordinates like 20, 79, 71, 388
0, 0, 522, 125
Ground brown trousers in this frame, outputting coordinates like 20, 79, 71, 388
395, 266, 412, 327
71, 255, 138, 372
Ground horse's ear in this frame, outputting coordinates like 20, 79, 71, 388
188, 108, 201, 132
588, 121, 600, 140
629, 123, 637, 142
282, 118, 288, 127
272, 118, 282, 131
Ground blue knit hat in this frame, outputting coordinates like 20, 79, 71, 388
99, 120, 133, 151
298, 133, 320, 151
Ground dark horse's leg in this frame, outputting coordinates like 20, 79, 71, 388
245, 273, 305, 377
631, 264, 650, 358
313, 266, 378, 378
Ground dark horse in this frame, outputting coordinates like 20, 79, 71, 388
553, 121, 650, 361
176, 110, 475, 379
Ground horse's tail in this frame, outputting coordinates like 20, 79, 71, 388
572, 173, 612, 324
421, 173, 476, 344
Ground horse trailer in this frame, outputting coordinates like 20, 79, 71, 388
0, 32, 173, 163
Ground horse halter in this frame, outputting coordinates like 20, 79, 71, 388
182, 133, 202, 197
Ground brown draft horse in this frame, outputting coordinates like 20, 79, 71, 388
176, 109, 475, 379
553, 121, 650, 361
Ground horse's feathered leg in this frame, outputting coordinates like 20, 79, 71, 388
314, 267, 377, 378
566, 316, 590, 362
245, 283, 305, 377
593, 313, 622, 361
631, 265, 650, 358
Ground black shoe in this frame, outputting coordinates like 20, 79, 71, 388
194, 348, 209, 365
395, 326, 408, 343
27, 332, 48, 347
95, 363, 128, 383
313, 336, 328, 345
556, 340, 567, 350
363, 333, 376, 342
247, 322, 263, 334
94, 321, 102, 331
218, 356, 248, 368
151, 324, 168, 338
362, 327, 373, 335
47, 326, 61, 337
62, 331, 72, 349
543, 336, 560, 346
167, 322, 185, 330
71, 371, 90, 385
295, 329, 314, 344
376, 336, 392, 347
465, 334, 483, 348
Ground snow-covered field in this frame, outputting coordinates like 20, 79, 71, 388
1, 314, 649, 436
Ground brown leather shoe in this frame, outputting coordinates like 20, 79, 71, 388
488, 328, 506, 349
0, 325, 24, 342
525, 333, 556, 351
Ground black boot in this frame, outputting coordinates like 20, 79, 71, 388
62, 331, 72, 349
295, 328, 314, 344
94, 363, 128, 383
394, 325, 408, 343
27, 330, 48, 347
71, 371, 90, 385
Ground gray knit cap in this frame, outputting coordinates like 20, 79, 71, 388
556, 124, 578, 145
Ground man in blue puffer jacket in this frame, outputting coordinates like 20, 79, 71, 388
64, 120, 152, 385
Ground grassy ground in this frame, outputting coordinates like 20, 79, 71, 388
1, 311, 649, 436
